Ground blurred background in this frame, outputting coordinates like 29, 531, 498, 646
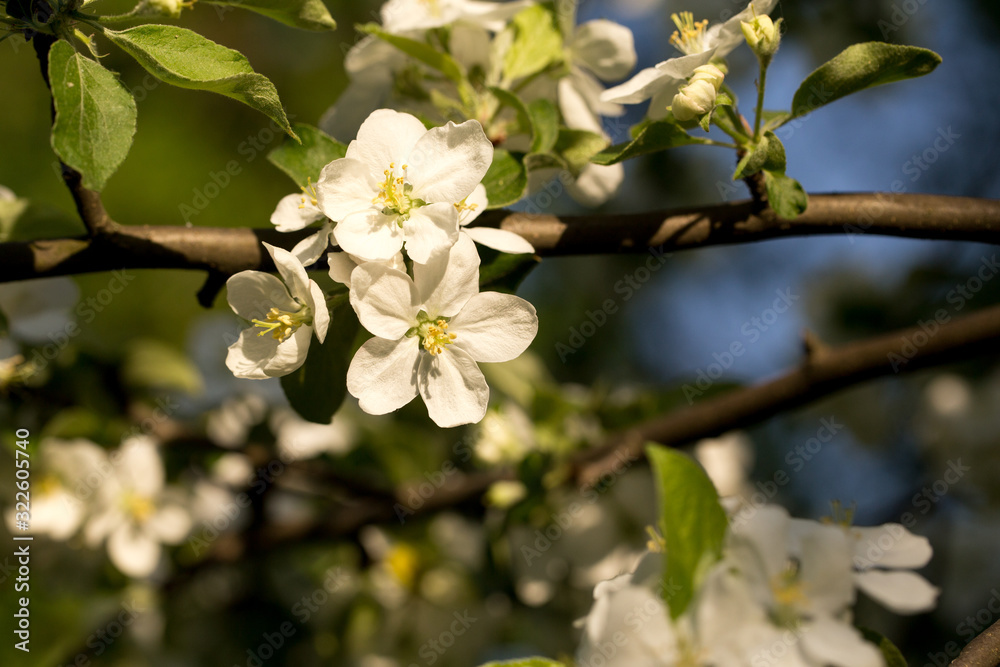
2, 0, 1000, 665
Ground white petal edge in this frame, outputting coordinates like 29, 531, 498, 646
449, 292, 538, 363
854, 569, 940, 614
417, 346, 489, 428
347, 337, 421, 415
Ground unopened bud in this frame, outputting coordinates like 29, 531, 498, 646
671, 79, 717, 122
742, 14, 781, 61
136, 0, 192, 19
689, 64, 726, 92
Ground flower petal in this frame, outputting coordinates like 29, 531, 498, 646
350, 263, 420, 339
334, 209, 404, 261
347, 337, 420, 415
798, 522, 855, 614
850, 524, 933, 570
402, 203, 460, 265
854, 570, 939, 614
226, 329, 280, 380
267, 325, 313, 377
418, 346, 489, 428
226, 271, 295, 320
264, 243, 310, 303
414, 233, 480, 317
307, 280, 330, 344
458, 184, 489, 226
291, 223, 335, 267
800, 615, 883, 667
572, 19, 636, 82
270, 193, 325, 232
108, 524, 161, 578
346, 109, 428, 174
558, 74, 605, 135
147, 504, 192, 544
462, 227, 535, 254
450, 292, 537, 363
567, 163, 624, 207
406, 120, 494, 203
315, 157, 380, 221
117, 436, 164, 494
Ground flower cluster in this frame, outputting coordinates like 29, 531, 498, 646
228, 109, 538, 427
577, 503, 939, 667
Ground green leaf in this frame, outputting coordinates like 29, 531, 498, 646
763, 170, 808, 219
123, 339, 204, 394
0, 196, 85, 242
646, 444, 728, 619
591, 119, 705, 165
478, 659, 566, 667
554, 129, 608, 175
478, 245, 540, 294
733, 131, 785, 180
789, 42, 942, 120
490, 87, 535, 147
280, 303, 358, 423
359, 23, 465, 84
204, 0, 335, 31
527, 99, 559, 154
268, 123, 347, 188
48, 40, 137, 192
103, 25, 295, 138
761, 109, 791, 132
859, 628, 907, 667
502, 5, 564, 82
482, 149, 527, 209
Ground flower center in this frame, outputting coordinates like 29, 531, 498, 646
418, 0, 443, 17
122, 491, 156, 523
373, 162, 424, 223
454, 196, 480, 225
299, 178, 318, 210
409, 313, 457, 355
252, 301, 313, 342
669, 12, 709, 54
770, 560, 807, 626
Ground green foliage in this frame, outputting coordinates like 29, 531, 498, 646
360, 23, 466, 84
122, 339, 204, 394
788, 42, 942, 120
527, 99, 560, 154
733, 131, 785, 180
0, 195, 84, 241
478, 245, 540, 294
268, 123, 347, 188
48, 40, 137, 192
280, 302, 358, 423
204, 0, 336, 31
591, 119, 706, 166
646, 444, 728, 619
763, 170, 808, 219
102, 25, 295, 138
502, 5, 564, 83
482, 148, 527, 209
860, 628, 908, 667
553, 129, 608, 175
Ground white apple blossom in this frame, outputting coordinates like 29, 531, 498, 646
328, 250, 407, 290
346, 235, 537, 427
601, 0, 778, 119
84, 436, 193, 578
316, 110, 494, 264
225, 243, 330, 379
269, 182, 335, 266
380, 0, 533, 34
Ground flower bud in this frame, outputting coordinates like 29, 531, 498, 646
671, 79, 717, 122
135, 0, 191, 19
689, 64, 726, 92
741, 14, 781, 61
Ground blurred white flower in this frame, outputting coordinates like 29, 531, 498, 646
475, 401, 536, 465
693, 431, 753, 501
84, 437, 193, 578
269, 406, 356, 461
225, 243, 330, 379
380, 0, 532, 34
269, 183, 335, 267
0, 277, 79, 345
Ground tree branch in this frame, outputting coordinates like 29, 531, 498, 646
2, 193, 999, 283
952, 618, 1000, 667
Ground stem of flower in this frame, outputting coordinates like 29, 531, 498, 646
753, 60, 768, 140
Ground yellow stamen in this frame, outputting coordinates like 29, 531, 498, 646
299, 178, 318, 210
251, 303, 312, 342
669, 12, 710, 54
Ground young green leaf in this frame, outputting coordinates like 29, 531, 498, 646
48, 40, 137, 192
478, 245, 540, 294
482, 149, 527, 209
204, 0, 335, 31
763, 170, 808, 219
554, 129, 608, 175
733, 131, 785, 180
268, 123, 347, 188
591, 118, 706, 165
503, 4, 564, 83
859, 628, 907, 667
490, 87, 535, 149
359, 23, 466, 84
646, 444, 728, 619
280, 302, 358, 424
527, 99, 560, 154
789, 42, 942, 120
102, 25, 295, 138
